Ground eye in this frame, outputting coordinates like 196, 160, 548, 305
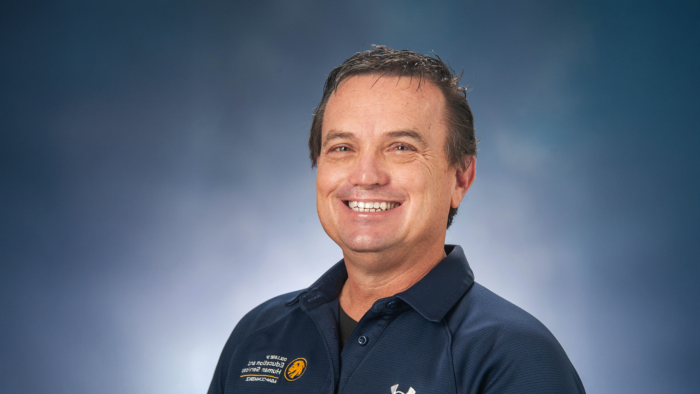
390, 143, 415, 152
329, 145, 352, 153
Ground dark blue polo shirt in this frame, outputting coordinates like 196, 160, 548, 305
208, 245, 585, 393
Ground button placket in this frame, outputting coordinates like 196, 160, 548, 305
337, 301, 402, 393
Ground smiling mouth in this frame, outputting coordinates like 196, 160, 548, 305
344, 201, 401, 212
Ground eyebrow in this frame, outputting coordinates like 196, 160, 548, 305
322, 130, 428, 149
322, 129, 428, 149
322, 131, 356, 148
385, 130, 427, 148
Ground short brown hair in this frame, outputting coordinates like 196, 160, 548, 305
309, 45, 477, 228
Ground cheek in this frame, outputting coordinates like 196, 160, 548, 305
315, 176, 335, 225
316, 163, 340, 194
392, 164, 445, 196
396, 165, 454, 218
315, 162, 348, 212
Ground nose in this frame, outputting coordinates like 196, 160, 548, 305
347, 150, 389, 188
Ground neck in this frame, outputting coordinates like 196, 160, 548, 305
339, 240, 447, 321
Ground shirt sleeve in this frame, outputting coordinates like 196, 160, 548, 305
207, 291, 304, 394
207, 320, 248, 394
471, 324, 586, 394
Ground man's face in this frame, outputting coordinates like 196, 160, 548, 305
316, 75, 470, 259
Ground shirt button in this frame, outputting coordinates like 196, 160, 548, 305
386, 300, 397, 309
358, 336, 368, 346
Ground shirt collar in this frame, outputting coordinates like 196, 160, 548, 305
287, 244, 475, 322
396, 245, 474, 322
285, 260, 347, 308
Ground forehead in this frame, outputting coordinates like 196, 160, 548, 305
323, 74, 448, 139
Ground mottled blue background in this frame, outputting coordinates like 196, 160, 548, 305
1, 1, 698, 393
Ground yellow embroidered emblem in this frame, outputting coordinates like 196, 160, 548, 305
284, 358, 307, 381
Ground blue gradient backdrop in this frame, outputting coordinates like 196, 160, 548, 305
1, 1, 698, 393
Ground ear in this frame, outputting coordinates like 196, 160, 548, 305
451, 156, 476, 209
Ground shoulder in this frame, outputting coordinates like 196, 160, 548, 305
447, 283, 585, 393
230, 289, 306, 341
449, 282, 553, 339
207, 289, 306, 394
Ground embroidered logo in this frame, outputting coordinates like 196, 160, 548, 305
239, 354, 287, 384
391, 384, 416, 394
284, 358, 307, 381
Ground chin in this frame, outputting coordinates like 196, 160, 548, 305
340, 233, 398, 254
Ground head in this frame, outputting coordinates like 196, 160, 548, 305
309, 46, 477, 229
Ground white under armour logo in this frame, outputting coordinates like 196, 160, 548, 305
390, 384, 416, 394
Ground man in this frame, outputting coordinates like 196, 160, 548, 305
208, 46, 585, 393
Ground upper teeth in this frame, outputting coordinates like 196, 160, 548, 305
348, 201, 399, 212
